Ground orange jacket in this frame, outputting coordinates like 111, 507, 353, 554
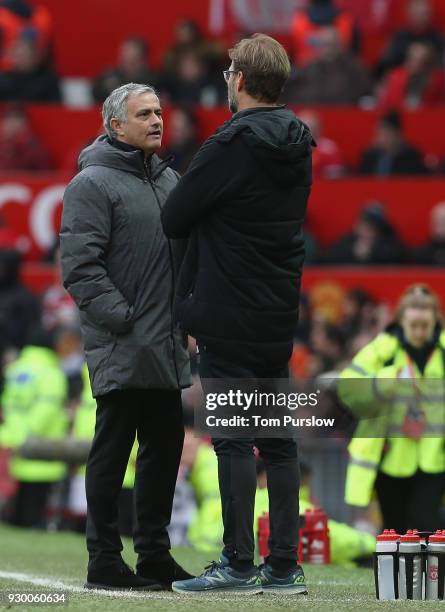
291, 11, 354, 66
0, 4, 53, 69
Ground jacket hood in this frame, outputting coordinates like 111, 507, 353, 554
216, 106, 315, 186
78, 135, 171, 180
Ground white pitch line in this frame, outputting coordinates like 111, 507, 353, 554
0, 571, 177, 600
0, 570, 370, 602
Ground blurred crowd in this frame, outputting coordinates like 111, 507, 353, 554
1, 0, 445, 108
1, 0, 445, 175
307, 198, 445, 266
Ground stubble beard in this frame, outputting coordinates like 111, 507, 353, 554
228, 83, 238, 114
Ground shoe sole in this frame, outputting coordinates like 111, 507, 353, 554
172, 585, 263, 596
262, 585, 308, 595
84, 582, 162, 592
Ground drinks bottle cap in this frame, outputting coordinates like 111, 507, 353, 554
400, 529, 421, 542
429, 530, 445, 543
376, 529, 399, 541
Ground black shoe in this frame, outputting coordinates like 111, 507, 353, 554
85, 561, 162, 591
137, 557, 195, 590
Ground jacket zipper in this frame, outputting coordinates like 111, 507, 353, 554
146, 168, 181, 387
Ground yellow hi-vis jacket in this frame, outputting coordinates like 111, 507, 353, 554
73, 365, 136, 488
0, 346, 68, 482
338, 329, 445, 507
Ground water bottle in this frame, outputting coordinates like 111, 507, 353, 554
257, 513, 270, 561
375, 529, 399, 600
399, 530, 422, 600
427, 530, 445, 600
304, 507, 330, 564
416, 529, 428, 599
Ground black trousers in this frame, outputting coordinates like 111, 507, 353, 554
375, 469, 445, 534
85, 388, 184, 570
199, 348, 300, 563
118, 488, 134, 538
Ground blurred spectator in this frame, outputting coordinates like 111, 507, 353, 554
290, 0, 358, 66
0, 36, 60, 102
0, 0, 53, 69
0, 325, 68, 528
42, 246, 78, 331
299, 109, 345, 179
0, 212, 29, 254
0, 249, 41, 353
339, 288, 378, 340
169, 418, 199, 546
41, 243, 82, 399
163, 18, 224, 77
379, 41, 445, 109
163, 49, 221, 106
92, 37, 158, 104
378, 0, 444, 77
162, 107, 201, 175
415, 201, 445, 266
0, 105, 52, 171
359, 110, 427, 176
289, 27, 371, 105
340, 0, 395, 35
321, 201, 406, 265
54, 326, 83, 402
309, 320, 348, 375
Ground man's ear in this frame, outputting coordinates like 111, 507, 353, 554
237, 71, 245, 93
110, 117, 125, 138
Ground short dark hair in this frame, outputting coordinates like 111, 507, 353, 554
228, 33, 291, 103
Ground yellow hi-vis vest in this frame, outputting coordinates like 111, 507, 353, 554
0, 346, 68, 482
338, 330, 445, 507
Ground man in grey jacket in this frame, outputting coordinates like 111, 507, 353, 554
60, 83, 192, 591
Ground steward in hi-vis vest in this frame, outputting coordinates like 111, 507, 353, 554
0, 330, 68, 528
339, 285, 445, 534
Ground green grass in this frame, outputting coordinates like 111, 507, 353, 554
0, 524, 440, 611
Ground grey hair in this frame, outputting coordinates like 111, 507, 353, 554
102, 83, 157, 139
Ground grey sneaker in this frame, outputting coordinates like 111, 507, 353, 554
172, 561, 262, 595
259, 563, 308, 595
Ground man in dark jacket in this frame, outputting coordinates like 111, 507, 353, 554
359, 110, 427, 176
0, 248, 41, 351
60, 83, 192, 591
162, 35, 313, 595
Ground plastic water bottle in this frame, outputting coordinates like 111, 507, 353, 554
416, 529, 428, 599
304, 507, 330, 565
427, 530, 445, 600
399, 530, 422, 600
375, 529, 399, 600
257, 513, 270, 561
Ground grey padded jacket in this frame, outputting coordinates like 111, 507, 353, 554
60, 136, 191, 397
